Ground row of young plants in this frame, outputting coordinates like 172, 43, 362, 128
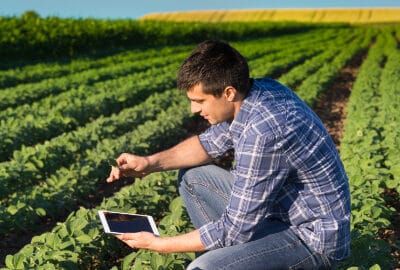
251, 28, 363, 80
0, 50, 188, 121
338, 30, 399, 269
0, 39, 276, 187
294, 28, 375, 107
0, 29, 299, 91
0, 45, 191, 90
0, 31, 347, 232
0, 32, 296, 160
280, 28, 374, 89
0, 61, 182, 162
0, 27, 342, 101
0, 89, 182, 201
0, 26, 360, 242
379, 45, 400, 196
2, 170, 194, 269
0, 27, 345, 119
0, 29, 343, 165
0, 93, 191, 237
0, 50, 190, 110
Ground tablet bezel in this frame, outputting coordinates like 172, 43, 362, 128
98, 210, 159, 236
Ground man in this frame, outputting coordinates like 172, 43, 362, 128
106, 40, 351, 269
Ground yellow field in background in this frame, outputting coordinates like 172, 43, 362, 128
140, 8, 400, 23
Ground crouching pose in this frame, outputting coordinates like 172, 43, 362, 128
107, 40, 351, 269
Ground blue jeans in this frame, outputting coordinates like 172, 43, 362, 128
178, 164, 336, 270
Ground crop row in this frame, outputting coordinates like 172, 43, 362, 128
0, 89, 183, 200
0, 50, 190, 110
277, 29, 371, 90
3, 170, 193, 269
0, 27, 342, 96
0, 45, 192, 90
378, 43, 400, 195
0, 29, 346, 163
0, 34, 313, 195
0, 32, 350, 198
1, 27, 344, 114
0, 62, 181, 161
0, 33, 346, 234
249, 28, 358, 78
339, 30, 398, 269
0, 28, 360, 237
0, 93, 191, 237
295, 28, 375, 107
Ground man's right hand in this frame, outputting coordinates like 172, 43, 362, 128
106, 153, 150, 183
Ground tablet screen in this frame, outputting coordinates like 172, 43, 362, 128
98, 210, 159, 235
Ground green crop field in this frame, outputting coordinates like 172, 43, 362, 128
0, 12, 399, 269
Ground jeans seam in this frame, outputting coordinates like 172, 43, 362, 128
221, 239, 303, 270
288, 253, 315, 270
191, 180, 231, 201
320, 253, 332, 269
186, 181, 213, 224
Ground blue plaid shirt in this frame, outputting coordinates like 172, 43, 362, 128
198, 78, 351, 260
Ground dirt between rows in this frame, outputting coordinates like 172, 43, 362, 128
1, 48, 399, 267
313, 49, 399, 268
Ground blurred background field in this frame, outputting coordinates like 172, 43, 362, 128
141, 8, 400, 23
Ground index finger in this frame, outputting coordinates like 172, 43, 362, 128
116, 153, 131, 167
106, 166, 121, 183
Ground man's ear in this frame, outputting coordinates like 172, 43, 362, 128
223, 86, 238, 102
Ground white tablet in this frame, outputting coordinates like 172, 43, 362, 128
98, 210, 159, 236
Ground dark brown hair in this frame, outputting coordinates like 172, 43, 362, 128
177, 40, 251, 97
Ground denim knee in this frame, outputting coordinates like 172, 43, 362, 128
177, 165, 207, 192
177, 167, 195, 194
186, 254, 214, 270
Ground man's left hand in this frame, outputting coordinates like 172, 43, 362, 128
115, 232, 164, 252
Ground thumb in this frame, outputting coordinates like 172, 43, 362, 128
116, 233, 137, 240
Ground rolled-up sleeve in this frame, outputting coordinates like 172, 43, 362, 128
199, 129, 289, 250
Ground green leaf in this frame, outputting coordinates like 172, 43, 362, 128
150, 253, 164, 269
59, 240, 74, 250
369, 264, 381, 270
122, 252, 139, 270
7, 205, 18, 215
5, 255, 15, 269
169, 197, 183, 213
35, 207, 47, 217
76, 234, 92, 244
9, 253, 25, 270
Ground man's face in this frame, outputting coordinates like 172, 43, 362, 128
186, 83, 235, 125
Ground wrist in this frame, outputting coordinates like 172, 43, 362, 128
154, 236, 170, 253
146, 154, 161, 173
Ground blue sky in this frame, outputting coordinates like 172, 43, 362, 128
1, 0, 399, 19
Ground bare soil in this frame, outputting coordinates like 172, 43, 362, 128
312, 50, 364, 150
313, 49, 399, 268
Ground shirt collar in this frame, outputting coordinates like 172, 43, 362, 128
228, 80, 260, 139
